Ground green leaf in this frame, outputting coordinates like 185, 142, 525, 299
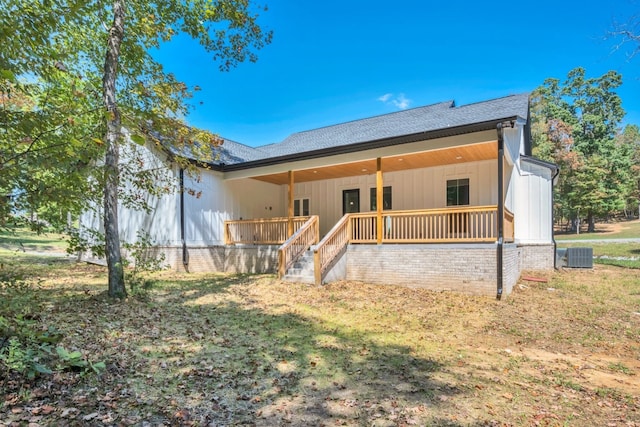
34, 363, 53, 375
37, 332, 63, 344
68, 351, 83, 360
55, 346, 69, 359
0, 69, 16, 82
56, 346, 82, 361
130, 134, 146, 145
91, 361, 106, 374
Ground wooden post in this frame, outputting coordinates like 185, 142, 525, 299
278, 248, 285, 279
288, 170, 294, 237
376, 157, 383, 244
224, 222, 230, 245
314, 216, 320, 244
314, 250, 321, 286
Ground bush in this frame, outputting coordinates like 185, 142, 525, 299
0, 275, 55, 382
122, 231, 167, 295
0, 273, 104, 391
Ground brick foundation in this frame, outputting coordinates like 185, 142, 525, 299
519, 244, 555, 270
85, 245, 280, 275
345, 244, 504, 296
343, 243, 551, 297
84, 242, 554, 297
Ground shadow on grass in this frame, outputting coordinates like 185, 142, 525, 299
13, 275, 482, 426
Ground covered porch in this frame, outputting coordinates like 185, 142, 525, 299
224, 205, 515, 286
221, 126, 520, 294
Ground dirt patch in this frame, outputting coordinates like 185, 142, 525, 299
555, 218, 640, 235
514, 348, 640, 395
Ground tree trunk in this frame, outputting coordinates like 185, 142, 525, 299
587, 211, 595, 233
570, 217, 579, 234
103, 0, 126, 298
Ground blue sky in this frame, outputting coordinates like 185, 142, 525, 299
154, 0, 640, 148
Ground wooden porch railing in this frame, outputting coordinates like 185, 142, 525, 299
224, 216, 309, 245
349, 205, 503, 243
277, 216, 319, 278
313, 214, 350, 285
225, 206, 514, 285
313, 205, 514, 285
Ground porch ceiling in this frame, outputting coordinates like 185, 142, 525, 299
252, 140, 498, 185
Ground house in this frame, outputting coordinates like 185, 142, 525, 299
79, 93, 558, 298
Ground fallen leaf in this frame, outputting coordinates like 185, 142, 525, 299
40, 405, 55, 415
83, 412, 99, 421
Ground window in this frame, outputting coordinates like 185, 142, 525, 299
294, 198, 310, 216
446, 179, 469, 234
342, 189, 360, 215
370, 186, 392, 211
446, 178, 469, 206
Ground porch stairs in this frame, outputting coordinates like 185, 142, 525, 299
282, 250, 315, 284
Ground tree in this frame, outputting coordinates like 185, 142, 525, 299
531, 67, 633, 232
1, 1, 272, 297
609, 11, 640, 59
617, 124, 640, 217
1, 59, 103, 230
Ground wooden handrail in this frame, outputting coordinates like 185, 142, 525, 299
313, 214, 351, 286
349, 205, 500, 217
227, 207, 514, 284
277, 215, 319, 278
349, 205, 501, 243
313, 205, 510, 286
224, 216, 309, 245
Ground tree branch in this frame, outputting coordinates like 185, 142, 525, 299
0, 106, 103, 168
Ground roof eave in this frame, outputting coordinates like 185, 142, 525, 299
221, 116, 521, 172
520, 155, 559, 171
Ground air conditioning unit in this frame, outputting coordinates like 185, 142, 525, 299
566, 247, 593, 268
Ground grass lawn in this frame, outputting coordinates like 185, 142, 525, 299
556, 241, 640, 269
1, 253, 639, 426
0, 227, 69, 254
555, 219, 640, 241
554, 218, 640, 268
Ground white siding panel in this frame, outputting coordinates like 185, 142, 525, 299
113, 142, 180, 246
504, 163, 517, 213
514, 162, 553, 243
184, 172, 283, 246
503, 127, 522, 165
291, 160, 498, 235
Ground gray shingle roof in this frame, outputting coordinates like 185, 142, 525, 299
203, 93, 529, 166
215, 138, 269, 164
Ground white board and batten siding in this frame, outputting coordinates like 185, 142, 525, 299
513, 160, 554, 243
290, 160, 499, 236
79, 142, 181, 247
81, 142, 285, 248
183, 171, 284, 246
